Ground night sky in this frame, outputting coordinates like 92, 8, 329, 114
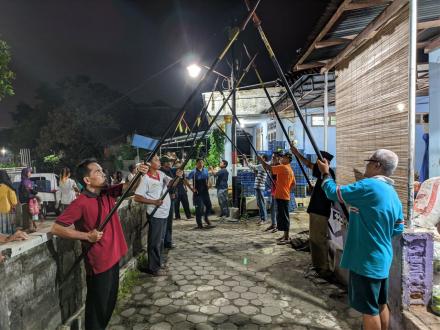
0, 0, 328, 128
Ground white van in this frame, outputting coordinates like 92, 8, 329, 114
13, 173, 61, 217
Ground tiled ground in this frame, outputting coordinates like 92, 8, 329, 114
109, 213, 362, 329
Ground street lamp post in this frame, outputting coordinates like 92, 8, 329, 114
186, 63, 236, 178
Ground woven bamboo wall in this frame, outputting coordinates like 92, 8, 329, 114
335, 9, 409, 209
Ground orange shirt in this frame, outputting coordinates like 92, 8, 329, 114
272, 164, 295, 200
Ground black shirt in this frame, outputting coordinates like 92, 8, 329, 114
306, 163, 335, 217
161, 167, 176, 198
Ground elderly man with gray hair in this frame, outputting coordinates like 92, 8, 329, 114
317, 149, 404, 330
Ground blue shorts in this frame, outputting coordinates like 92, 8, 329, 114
349, 271, 388, 316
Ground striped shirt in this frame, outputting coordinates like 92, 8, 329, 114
248, 164, 267, 190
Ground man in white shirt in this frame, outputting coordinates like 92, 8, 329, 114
134, 155, 182, 276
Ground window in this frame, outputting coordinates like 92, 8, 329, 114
311, 113, 336, 127
288, 126, 295, 141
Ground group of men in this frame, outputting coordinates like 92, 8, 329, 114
49, 143, 404, 330
245, 145, 404, 330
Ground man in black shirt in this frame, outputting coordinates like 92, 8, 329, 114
173, 160, 193, 220
290, 144, 335, 278
160, 156, 176, 249
210, 160, 230, 219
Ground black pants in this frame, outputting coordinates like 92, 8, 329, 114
175, 191, 191, 219
193, 192, 212, 227
276, 199, 290, 232
85, 262, 119, 330
164, 200, 174, 248
148, 216, 166, 272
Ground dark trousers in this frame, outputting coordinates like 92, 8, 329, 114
276, 199, 290, 232
193, 192, 212, 227
85, 262, 119, 330
148, 216, 166, 272
175, 191, 191, 219
164, 200, 174, 247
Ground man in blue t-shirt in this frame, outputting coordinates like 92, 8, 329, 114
188, 158, 213, 229
210, 159, 229, 219
317, 149, 404, 330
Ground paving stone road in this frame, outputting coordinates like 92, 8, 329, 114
109, 214, 362, 330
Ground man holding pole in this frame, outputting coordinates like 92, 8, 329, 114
290, 144, 335, 278
317, 149, 403, 330
187, 158, 213, 229
51, 159, 148, 330
258, 152, 295, 244
244, 155, 268, 225
209, 159, 230, 220
134, 155, 183, 276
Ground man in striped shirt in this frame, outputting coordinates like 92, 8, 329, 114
244, 155, 268, 225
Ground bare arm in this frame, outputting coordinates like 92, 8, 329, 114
257, 155, 271, 172
51, 223, 101, 242
290, 145, 313, 169
134, 194, 163, 206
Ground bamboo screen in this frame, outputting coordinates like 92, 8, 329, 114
335, 9, 409, 209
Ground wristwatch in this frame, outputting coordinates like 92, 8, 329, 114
322, 172, 330, 180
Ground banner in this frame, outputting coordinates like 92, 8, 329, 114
131, 134, 159, 150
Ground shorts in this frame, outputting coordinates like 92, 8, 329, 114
349, 270, 388, 316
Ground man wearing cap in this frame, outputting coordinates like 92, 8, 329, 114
160, 156, 176, 249
259, 152, 295, 244
264, 151, 282, 232
291, 145, 335, 278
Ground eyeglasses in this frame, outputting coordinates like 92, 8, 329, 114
364, 158, 382, 166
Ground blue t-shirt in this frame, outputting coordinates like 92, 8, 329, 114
322, 176, 404, 279
215, 168, 229, 190
188, 168, 209, 194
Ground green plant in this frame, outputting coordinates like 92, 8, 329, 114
0, 40, 15, 100
206, 129, 225, 167
118, 268, 142, 301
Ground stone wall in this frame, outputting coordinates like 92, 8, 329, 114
387, 232, 434, 330
0, 199, 147, 330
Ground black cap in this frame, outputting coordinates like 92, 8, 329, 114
160, 156, 172, 163
282, 152, 293, 160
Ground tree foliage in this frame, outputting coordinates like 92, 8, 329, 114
0, 40, 15, 100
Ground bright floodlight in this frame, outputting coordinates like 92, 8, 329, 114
187, 64, 202, 78
1, 148, 6, 156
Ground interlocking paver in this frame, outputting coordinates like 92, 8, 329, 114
110, 216, 362, 329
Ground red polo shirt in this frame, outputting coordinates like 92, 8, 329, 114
55, 184, 128, 275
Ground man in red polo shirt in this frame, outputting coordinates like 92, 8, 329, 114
51, 158, 148, 330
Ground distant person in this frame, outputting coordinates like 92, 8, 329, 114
210, 160, 230, 219
259, 152, 296, 244
111, 171, 123, 185
126, 164, 136, 183
172, 160, 193, 220
59, 167, 79, 212
244, 155, 268, 225
187, 158, 213, 229
160, 156, 176, 249
18, 168, 38, 232
264, 151, 282, 233
0, 170, 18, 234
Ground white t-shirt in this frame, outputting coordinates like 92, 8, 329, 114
135, 171, 171, 219
59, 178, 78, 205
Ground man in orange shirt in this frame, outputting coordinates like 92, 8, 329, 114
259, 152, 296, 244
